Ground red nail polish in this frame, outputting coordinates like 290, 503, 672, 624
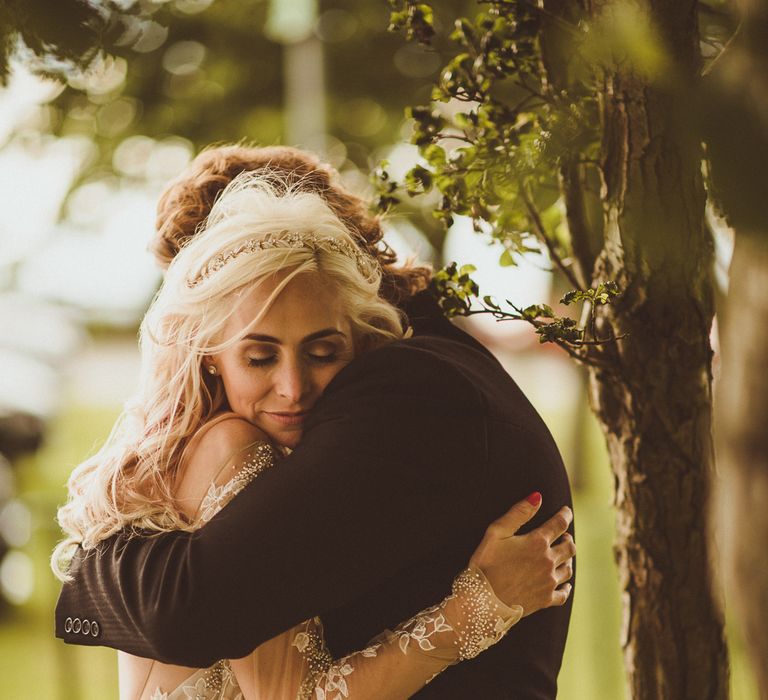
526, 491, 542, 506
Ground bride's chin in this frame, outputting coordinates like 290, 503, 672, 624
277, 430, 302, 450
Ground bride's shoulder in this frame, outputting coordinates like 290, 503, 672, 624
174, 414, 270, 516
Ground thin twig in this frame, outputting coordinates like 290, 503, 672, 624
462, 306, 615, 370
702, 19, 743, 77
479, 0, 584, 38
571, 333, 629, 346
512, 94, 547, 113
520, 186, 581, 289
435, 132, 475, 145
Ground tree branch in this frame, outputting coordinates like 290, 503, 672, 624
520, 185, 582, 289
462, 307, 617, 371
702, 19, 743, 77
559, 159, 603, 289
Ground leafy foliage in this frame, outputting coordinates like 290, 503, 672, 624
377, 0, 600, 266
0, 0, 139, 83
387, 1, 435, 44
380, 0, 627, 366
560, 282, 620, 308
380, 1, 738, 367
430, 262, 623, 363
7, 0, 469, 184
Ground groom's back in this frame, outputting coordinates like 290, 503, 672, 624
321, 323, 574, 699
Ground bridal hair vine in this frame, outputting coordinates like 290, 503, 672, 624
186, 232, 379, 288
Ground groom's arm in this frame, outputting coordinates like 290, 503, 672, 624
55, 342, 489, 666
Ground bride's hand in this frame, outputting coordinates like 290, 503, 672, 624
469, 494, 575, 616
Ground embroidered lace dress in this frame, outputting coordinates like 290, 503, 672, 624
118, 419, 523, 700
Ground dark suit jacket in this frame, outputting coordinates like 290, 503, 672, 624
55, 290, 574, 699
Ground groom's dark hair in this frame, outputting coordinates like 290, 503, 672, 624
153, 144, 432, 307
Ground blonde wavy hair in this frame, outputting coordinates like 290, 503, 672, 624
152, 143, 432, 306
52, 172, 405, 580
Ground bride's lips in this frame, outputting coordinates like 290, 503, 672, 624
263, 410, 309, 427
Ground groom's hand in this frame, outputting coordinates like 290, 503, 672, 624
469, 493, 575, 616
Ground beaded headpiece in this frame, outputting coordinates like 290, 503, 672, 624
186, 231, 379, 288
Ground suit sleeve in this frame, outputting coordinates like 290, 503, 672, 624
55, 343, 488, 667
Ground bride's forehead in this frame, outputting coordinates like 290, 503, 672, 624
229, 273, 349, 336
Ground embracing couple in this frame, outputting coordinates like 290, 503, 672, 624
53, 145, 575, 699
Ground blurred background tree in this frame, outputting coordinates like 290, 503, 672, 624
704, 0, 768, 697
1, 0, 465, 245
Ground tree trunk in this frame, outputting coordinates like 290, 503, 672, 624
578, 1, 729, 697
708, 2, 768, 697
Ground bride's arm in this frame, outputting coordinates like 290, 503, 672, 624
282, 497, 574, 700
290, 567, 524, 700
224, 497, 573, 700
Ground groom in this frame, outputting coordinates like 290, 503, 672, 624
55, 149, 575, 699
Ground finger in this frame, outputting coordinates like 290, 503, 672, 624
550, 583, 573, 607
554, 559, 574, 586
551, 534, 576, 567
490, 492, 543, 537
535, 506, 573, 545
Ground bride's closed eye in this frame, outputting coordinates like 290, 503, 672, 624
245, 345, 344, 367
307, 352, 338, 364
305, 340, 349, 364
247, 355, 277, 367
247, 354, 337, 367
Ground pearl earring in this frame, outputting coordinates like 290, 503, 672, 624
207, 365, 217, 376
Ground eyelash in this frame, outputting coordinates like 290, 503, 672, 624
247, 353, 338, 367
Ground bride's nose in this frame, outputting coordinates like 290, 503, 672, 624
273, 356, 311, 403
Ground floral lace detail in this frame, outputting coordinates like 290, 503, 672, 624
450, 566, 523, 660
392, 604, 454, 654
149, 660, 244, 700
294, 618, 336, 699
297, 640, 383, 699
197, 443, 275, 524
294, 567, 522, 699
299, 651, 383, 700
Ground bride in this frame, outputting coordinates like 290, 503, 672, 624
52, 171, 574, 699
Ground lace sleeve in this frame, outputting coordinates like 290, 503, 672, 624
194, 442, 276, 524
295, 565, 523, 700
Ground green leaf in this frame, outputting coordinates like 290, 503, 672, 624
499, 249, 515, 267
404, 165, 434, 195
522, 304, 540, 319
422, 144, 447, 165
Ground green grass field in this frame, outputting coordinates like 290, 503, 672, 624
0, 403, 758, 699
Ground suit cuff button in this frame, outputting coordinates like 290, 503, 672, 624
82, 619, 91, 635
91, 621, 100, 637
64, 617, 73, 634
72, 618, 81, 634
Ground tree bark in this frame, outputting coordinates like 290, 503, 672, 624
576, 1, 729, 697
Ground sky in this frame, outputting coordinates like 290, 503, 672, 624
1, 66, 163, 321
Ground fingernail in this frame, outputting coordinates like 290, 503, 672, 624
526, 491, 542, 506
